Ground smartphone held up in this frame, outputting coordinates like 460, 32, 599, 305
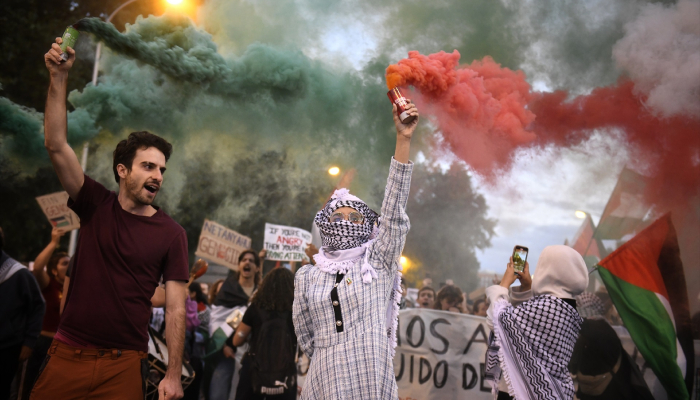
512, 245, 528, 274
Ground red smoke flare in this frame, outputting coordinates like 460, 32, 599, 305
386, 50, 700, 209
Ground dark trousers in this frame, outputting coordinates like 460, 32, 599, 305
234, 356, 296, 400
0, 344, 22, 400
22, 334, 53, 400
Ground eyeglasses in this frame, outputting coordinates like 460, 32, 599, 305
329, 211, 364, 224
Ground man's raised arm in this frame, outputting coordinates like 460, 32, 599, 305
44, 37, 84, 200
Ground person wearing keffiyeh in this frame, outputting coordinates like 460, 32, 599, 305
292, 100, 418, 399
484, 245, 589, 400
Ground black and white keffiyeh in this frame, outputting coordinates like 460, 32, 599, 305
575, 292, 605, 319
486, 294, 583, 400
314, 188, 379, 250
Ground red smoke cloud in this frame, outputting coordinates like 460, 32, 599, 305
386, 51, 536, 174
386, 50, 700, 208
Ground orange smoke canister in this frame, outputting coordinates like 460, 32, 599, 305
387, 87, 416, 124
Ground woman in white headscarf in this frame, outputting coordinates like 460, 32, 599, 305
484, 245, 589, 400
292, 101, 418, 399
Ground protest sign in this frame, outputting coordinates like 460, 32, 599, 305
263, 223, 312, 262
194, 219, 251, 271
394, 309, 492, 400
35, 191, 80, 231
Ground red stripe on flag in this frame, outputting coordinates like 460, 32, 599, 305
598, 216, 669, 300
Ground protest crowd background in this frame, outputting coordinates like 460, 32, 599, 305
1, 0, 699, 399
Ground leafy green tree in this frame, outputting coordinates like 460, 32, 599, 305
0, 159, 68, 261
402, 162, 495, 294
0, 0, 164, 112
170, 150, 333, 263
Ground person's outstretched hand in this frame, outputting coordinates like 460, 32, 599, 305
500, 257, 518, 288
516, 261, 532, 291
50, 227, 66, 245
393, 101, 419, 140
44, 37, 75, 76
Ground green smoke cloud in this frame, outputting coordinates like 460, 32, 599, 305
0, 96, 98, 168
0, 97, 45, 160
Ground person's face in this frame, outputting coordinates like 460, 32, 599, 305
440, 297, 460, 311
475, 302, 488, 317
418, 290, 435, 308
422, 278, 433, 288
401, 283, 407, 297
329, 206, 363, 224
119, 147, 166, 206
54, 256, 70, 282
200, 283, 209, 296
238, 253, 259, 280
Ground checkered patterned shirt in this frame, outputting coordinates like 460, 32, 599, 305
293, 157, 412, 399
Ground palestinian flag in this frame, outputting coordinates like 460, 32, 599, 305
570, 213, 605, 261
595, 167, 649, 240
597, 213, 694, 399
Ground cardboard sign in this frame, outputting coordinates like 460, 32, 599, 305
35, 191, 80, 231
194, 219, 251, 271
394, 309, 492, 400
263, 223, 312, 262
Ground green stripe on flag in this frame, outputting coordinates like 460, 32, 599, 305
599, 267, 689, 399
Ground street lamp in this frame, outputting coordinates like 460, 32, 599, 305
328, 166, 340, 176
575, 210, 587, 219
400, 256, 409, 268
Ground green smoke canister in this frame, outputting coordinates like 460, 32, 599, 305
59, 25, 79, 62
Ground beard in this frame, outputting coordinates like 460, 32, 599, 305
125, 173, 155, 206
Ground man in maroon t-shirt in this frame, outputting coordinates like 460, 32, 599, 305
32, 37, 189, 400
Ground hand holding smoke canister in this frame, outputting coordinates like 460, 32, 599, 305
59, 26, 80, 62
387, 87, 417, 124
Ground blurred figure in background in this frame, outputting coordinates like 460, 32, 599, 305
399, 279, 414, 309
207, 250, 263, 400
0, 227, 45, 400
23, 228, 70, 399
471, 298, 488, 317
233, 268, 297, 399
208, 279, 225, 308
568, 318, 654, 400
416, 287, 436, 309
434, 285, 464, 313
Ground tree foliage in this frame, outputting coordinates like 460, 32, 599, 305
402, 162, 495, 294
0, 160, 68, 260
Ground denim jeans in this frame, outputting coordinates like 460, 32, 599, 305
209, 357, 236, 400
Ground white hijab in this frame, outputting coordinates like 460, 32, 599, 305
532, 245, 589, 299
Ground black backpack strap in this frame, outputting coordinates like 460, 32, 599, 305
330, 272, 345, 333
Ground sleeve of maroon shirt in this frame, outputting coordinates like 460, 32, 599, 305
67, 174, 112, 220
162, 230, 190, 282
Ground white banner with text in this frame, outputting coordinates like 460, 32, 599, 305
263, 223, 312, 262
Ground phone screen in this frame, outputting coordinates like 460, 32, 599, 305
512, 246, 528, 273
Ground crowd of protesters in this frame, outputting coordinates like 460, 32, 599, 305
1, 222, 658, 400
0, 36, 685, 400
